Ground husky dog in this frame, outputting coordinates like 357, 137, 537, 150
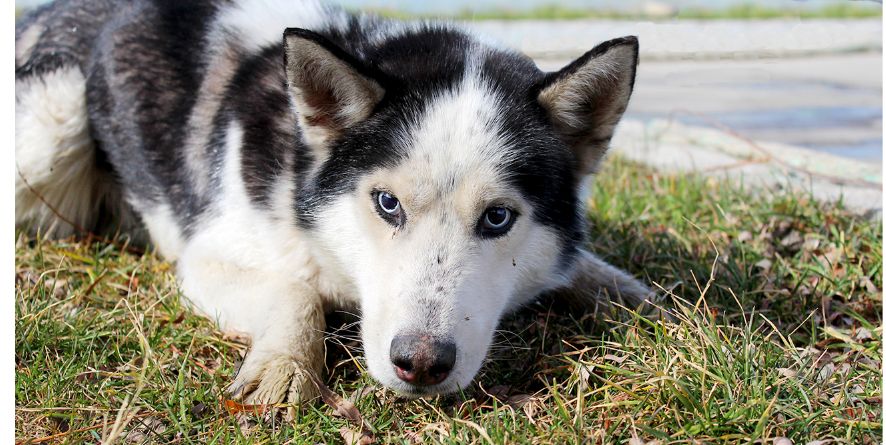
16, 0, 653, 404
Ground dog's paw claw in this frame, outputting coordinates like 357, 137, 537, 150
228, 353, 320, 407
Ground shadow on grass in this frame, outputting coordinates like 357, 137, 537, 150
15, 159, 882, 443
445, 159, 881, 401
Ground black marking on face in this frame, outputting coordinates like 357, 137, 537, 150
478, 49, 587, 263
294, 26, 473, 228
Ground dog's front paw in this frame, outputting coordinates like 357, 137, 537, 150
228, 352, 321, 406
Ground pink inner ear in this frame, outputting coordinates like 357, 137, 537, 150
301, 81, 341, 129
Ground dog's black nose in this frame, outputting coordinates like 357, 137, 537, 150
390, 334, 456, 386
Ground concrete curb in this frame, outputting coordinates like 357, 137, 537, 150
464, 19, 882, 61
610, 118, 883, 217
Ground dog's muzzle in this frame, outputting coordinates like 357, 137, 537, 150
389, 333, 456, 387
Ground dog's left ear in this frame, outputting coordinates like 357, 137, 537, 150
537, 36, 638, 175
283, 28, 385, 152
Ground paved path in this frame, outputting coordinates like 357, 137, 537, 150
466, 19, 882, 59
483, 19, 885, 215
537, 53, 883, 163
540, 53, 884, 214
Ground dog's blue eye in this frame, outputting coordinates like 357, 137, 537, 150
479, 207, 515, 237
378, 192, 400, 214
375, 191, 404, 226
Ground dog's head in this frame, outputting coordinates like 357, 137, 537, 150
284, 27, 638, 396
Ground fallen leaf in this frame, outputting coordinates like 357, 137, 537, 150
159, 312, 186, 327
754, 259, 772, 271
349, 384, 379, 404
578, 364, 593, 392
403, 430, 423, 444
316, 381, 362, 423
776, 368, 797, 378
190, 401, 208, 420
485, 385, 511, 399
340, 426, 375, 445
860, 277, 879, 294
50, 415, 70, 433
780, 230, 803, 249
815, 246, 843, 268
602, 354, 626, 364
507, 394, 533, 408
44, 277, 68, 298
235, 413, 258, 436
816, 363, 836, 383
420, 422, 452, 439
125, 416, 166, 443
223, 399, 271, 416
854, 327, 873, 341
802, 236, 821, 251
308, 373, 375, 436
506, 394, 543, 423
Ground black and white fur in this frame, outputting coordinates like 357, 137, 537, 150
16, 0, 653, 403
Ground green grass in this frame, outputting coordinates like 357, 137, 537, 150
368, 3, 881, 21
677, 3, 883, 20
16, 158, 882, 444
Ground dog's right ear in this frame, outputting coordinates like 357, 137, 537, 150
283, 28, 385, 153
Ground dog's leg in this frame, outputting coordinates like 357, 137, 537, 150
226, 280, 325, 407
177, 256, 325, 406
556, 248, 660, 316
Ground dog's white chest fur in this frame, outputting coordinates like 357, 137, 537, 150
175, 120, 357, 334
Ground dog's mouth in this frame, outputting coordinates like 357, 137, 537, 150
381, 364, 460, 397
386, 379, 458, 398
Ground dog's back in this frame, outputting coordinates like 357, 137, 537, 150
15, 0, 394, 248
15, 0, 335, 240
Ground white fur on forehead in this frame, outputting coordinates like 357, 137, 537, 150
402, 72, 516, 193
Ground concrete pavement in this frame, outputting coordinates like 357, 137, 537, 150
465, 19, 882, 60
472, 19, 884, 215
536, 53, 882, 163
